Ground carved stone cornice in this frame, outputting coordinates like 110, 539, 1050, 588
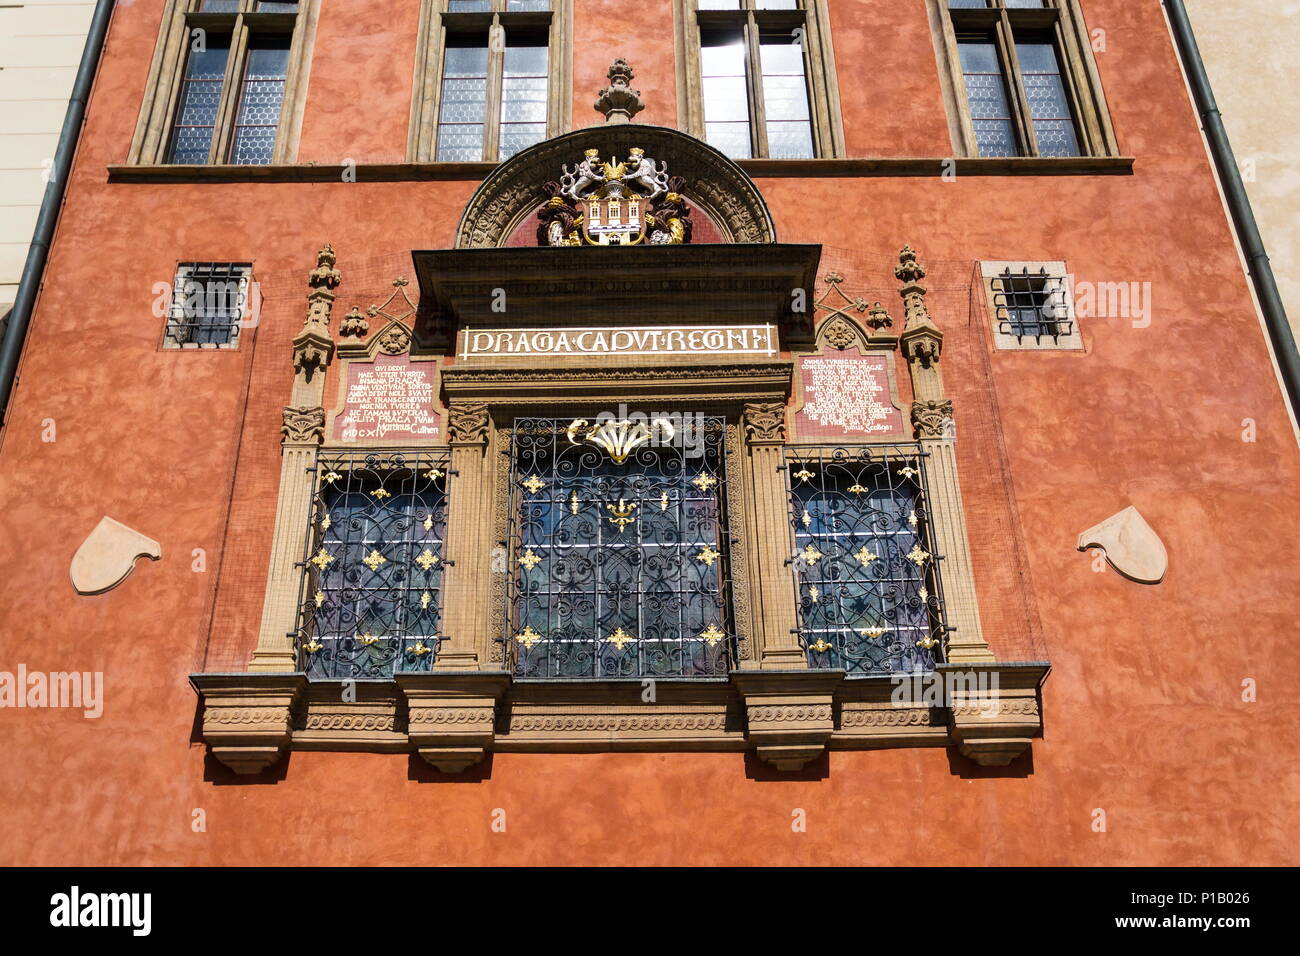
910, 399, 954, 440
939, 662, 1051, 767
447, 401, 490, 445
281, 405, 325, 445
189, 664, 1051, 771
743, 401, 787, 443
441, 361, 793, 409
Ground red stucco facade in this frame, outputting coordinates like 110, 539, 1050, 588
0, 0, 1297, 866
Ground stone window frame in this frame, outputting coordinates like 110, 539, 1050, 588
673, 0, 845, 160
160, 260, 254, 350
127, 0, 318, 166
980, 259, 1084, 351
407, 0, 574, 163
928, 0, 1119, 159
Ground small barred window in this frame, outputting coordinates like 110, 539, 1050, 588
162, 262, 253, 349
980, 260, 1082, 350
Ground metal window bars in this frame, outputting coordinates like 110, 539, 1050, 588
503, 415, 736, 678
163, 262, 251, 348
294, 450, 452, 680
784, 444, 949, 675
991, 266, 1073, 342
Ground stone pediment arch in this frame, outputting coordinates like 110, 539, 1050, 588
455, 125, 777, 248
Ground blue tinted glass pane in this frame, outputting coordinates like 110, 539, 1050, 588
702, 33, 751, 156
438, 41, 489, 160
166, 39, 231, 164
229, 39, 289, 164
1017, 41, 1081, 156
959, 40, 1020, 157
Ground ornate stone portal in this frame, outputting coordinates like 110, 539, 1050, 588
190, 71, 1048, 776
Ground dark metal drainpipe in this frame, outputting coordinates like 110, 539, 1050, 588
1164, 0, 1300, 420
0, 0, 117, 429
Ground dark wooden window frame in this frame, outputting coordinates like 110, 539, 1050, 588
930, 0, 1119, 158
129, 0, 317, 166
408, 0, 573, 163
675, 0, 844, 160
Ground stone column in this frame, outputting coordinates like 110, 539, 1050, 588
435, 401, 494, 670
249, 245, 340, 672
740, 402, 804, 670
896, 246, 994, 664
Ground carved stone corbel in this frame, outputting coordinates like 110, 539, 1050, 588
397, 673, 511, 772
447, 401, 490, 445
281, 405, 325, 445
742, 401, 786, 443
733, 670, 844, 771
910, 399, 954, 440
191, 673, 307, 775
940, 662, 1049, 767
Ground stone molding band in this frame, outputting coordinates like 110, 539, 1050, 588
191, 663, 1049, 775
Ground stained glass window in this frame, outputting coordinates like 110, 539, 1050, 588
696, 2, 817, 159
500, 39, 548, 160
1017, 40, 1081, 157
701, 31, 752, 159
947, 3, 1091, 158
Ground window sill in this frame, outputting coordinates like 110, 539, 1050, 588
106, 156, 1134, 185
191, 661, 1050, 775
738, 156, 1135, 177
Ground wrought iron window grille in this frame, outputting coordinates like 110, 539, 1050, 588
294, 450, 452, 680
162, 262, 252, 349
992, 267, 1073, 343
784, 444, 949, 676
504, 416, 736, 679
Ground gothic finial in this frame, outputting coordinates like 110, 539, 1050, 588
595, 58, 644, 125
895, 245, 942, 367
894, 245, 926, 286
339, 306, 368, 338
866, 302, 894, 331
309, 244, 341, 290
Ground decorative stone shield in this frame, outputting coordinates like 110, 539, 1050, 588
1077, 506, 1167, 584
70, 516, 161, 595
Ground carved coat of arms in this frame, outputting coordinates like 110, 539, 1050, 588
537, 147, 693, 246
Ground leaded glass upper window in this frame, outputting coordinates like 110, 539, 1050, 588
297, 452, 451, 680
506, 416, 735, 678
786, 446, 947, 675
693, 0, 817, 160
229, 37, 290, 165
434, 1, 553, 162
160, 2, 302, 166
947, 2, 1088, 158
